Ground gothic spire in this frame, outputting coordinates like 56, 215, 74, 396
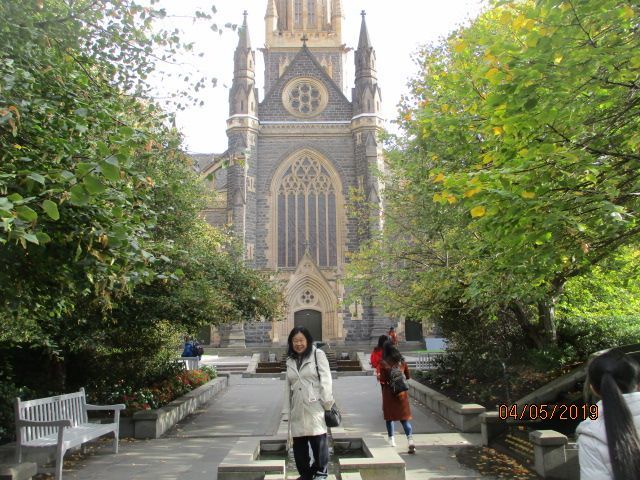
238, 10, 251, 50
355, 10, 376, 80
230, 11, 256, 117
357, 10, 371, 50
353, 9, 381, 115
234, 10, 254, 75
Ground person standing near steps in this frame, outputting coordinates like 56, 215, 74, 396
378, 341, 416, 454
387, 326, 398, 346
285, 326, 335, 480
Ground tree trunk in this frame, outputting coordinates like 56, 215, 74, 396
537, 279, 565, 347
508, 302, 545, 349
537, 300, 557, 347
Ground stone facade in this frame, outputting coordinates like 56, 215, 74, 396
200, 1, 390, 345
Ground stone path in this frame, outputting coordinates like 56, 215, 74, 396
49, 373, 506, 479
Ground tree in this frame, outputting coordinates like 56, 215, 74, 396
0, 0, 282, 442
348, 0, 640, 349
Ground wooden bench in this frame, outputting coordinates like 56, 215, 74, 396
14, 388, 124, 480
178, 356, 200, 370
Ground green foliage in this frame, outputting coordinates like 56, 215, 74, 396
553, 248, 640, 358
0, 0, 281, 344
199, 364, 217, 379
0, 0, 282, 442
348, 0, 640, 352
0, 358, 32, 444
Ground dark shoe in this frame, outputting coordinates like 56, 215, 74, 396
408, 444, 416, 454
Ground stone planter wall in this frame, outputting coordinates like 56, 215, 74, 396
130, 375, 228, 439
408, 380, 485, 433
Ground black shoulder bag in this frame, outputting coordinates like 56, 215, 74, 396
314, 349, 341, 427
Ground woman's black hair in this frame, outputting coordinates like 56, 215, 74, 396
588, 351, 640, 480
287, 326, 314, 359
376, 334, 389, 350
382, 340, 404, 365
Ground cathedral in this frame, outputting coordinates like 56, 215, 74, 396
200, 0, 406, 346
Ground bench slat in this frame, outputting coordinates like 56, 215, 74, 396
21, 423, 117, 450
15, 388, 121, 480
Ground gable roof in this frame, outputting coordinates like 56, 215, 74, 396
259, 45, 352, 122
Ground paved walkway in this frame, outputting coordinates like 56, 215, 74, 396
52, 374, 501, 479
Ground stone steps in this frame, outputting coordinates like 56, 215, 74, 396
214, 364, 249, 374
503, 433, 535, 460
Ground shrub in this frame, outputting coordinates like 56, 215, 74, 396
104, 367, 214, 415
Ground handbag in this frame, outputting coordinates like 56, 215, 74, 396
314, 349, 341, 427
324, 403, 341, 428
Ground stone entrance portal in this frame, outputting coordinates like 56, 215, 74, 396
294, 309, 322, 342
405, 319, 424, 342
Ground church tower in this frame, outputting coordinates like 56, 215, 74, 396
205, 1, 390, 346
226, 12, 259, 256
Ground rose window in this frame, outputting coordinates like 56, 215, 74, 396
283, 78, 328, 118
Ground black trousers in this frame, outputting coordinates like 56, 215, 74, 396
292, 433, 329, 479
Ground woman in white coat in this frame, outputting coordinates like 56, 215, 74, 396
577, 351, 640, 479
285, 326, 334, 480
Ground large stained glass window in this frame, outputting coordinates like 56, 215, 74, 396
277, 156, 338, 268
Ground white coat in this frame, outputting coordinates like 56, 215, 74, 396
285, 346, 334, 438
576, 391, 640, 479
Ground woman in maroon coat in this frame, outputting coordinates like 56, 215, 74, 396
379, 341, 415, 453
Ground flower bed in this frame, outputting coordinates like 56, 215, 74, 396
106, 365, 217, 416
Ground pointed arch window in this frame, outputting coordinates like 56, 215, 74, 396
307, 0, 316, 27
277, 156, 338, 268
294, 0, 303, 28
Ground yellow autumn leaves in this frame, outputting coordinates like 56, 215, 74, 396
429, 170, 535, 219
431, 172, 488, 217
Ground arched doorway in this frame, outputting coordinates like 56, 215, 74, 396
405, 319, 424, 341
294, 309, 323, 342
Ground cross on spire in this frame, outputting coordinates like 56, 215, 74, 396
303, 239, 311, 254
361, 10, 366, 17
301, 34, 308, 46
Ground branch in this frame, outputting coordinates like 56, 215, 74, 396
567, 0, 597, 47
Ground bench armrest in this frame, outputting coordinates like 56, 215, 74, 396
85, 404, 126, 411
16, 419, 72, 428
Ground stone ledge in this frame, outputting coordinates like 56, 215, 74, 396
480, 411, 507, 446
357, 352, 374, 375
0, 462, 37, 480
529, 430, 568, 447
244, 353, 261, 374
408, 380, 485, 433
132, 375, 229, 439
218, 435, 404, 480
529, 430, 572, 479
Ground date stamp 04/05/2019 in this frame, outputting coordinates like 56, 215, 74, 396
497, 403, 599, 421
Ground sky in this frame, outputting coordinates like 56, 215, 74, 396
157, 0, 487, 154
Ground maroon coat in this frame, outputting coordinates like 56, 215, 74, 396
379, 359, 412, 421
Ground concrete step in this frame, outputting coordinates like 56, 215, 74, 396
215, 366, 248, 374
